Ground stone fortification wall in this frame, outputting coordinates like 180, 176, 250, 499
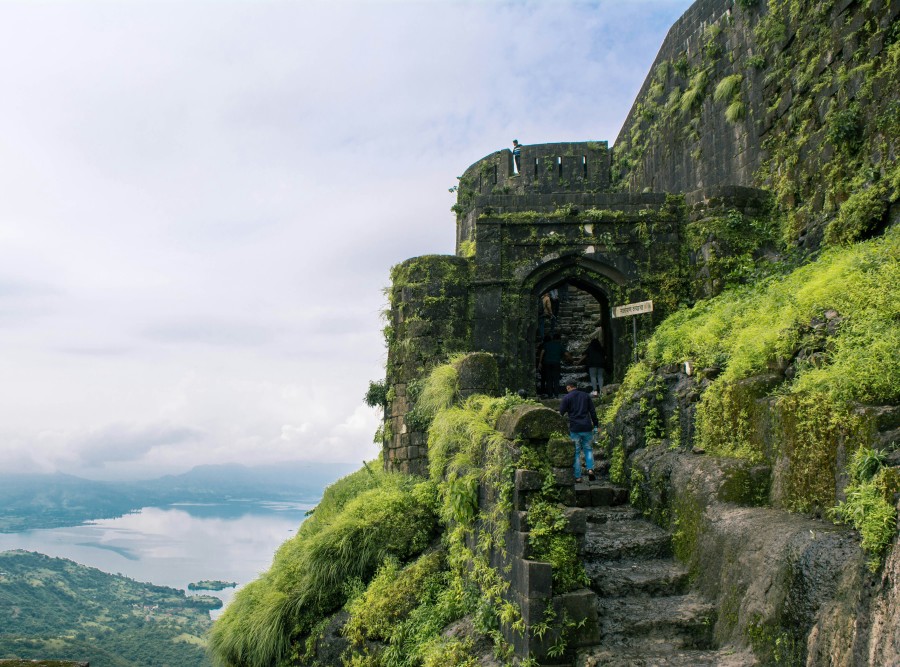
470, 196, 684, 392
492, 404, 599, 662
614, 0, 900, 245
383, 255, 470, 474
615, 0, 751, 192
423, 356, 600, 663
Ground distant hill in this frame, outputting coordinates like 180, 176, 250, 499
0, 550, 215, 666
146, 461, 357, 499
0, 461, 356, 532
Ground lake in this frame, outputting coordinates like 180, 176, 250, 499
0, 499, 314, 618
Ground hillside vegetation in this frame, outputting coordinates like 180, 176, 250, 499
209, 378, 587, 666
0, 550, 215, 667
606, 225, 899, 568
210, 0, 900, 663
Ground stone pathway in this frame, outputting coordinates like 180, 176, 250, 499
567, 477, 756, 666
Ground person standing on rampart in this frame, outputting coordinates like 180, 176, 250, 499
512, 139, 522, 173
560, 381, 599, 483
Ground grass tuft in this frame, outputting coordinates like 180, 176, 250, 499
714, 74, 743, 103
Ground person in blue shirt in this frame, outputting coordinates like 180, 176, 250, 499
559, 381, 599, 483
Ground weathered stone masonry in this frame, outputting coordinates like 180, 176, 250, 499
384, 141, 770, 475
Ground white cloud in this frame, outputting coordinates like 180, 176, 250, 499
0, 0, 692, 478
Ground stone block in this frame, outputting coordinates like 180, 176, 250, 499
591, 484, 628, 507
553, 589, 601, 646
511, 509, 529, 532
557, 487, 576, 506
519, 594, 550, 626
512, 487, 533, 511
563, 507, 587, 535
496, 404, 567, 440
509, 530, 529, 558
516, 559, 553, 598
553, 468, 575, 487
515, 469, 544, 492
455, 352, 499, 397
546, 437, 573, 468
389, 394, 408, 418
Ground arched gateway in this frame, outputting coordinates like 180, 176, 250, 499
382, 142, 766, 473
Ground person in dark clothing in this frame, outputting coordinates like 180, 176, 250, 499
559, 382, 599, 482
541, 333, 564, 397
537, 334, 550, 396
578, 323, 606, 396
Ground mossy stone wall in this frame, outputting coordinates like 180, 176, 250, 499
614, 0, 900, 247
384, 255, 471, 474
471, 200, 683, 391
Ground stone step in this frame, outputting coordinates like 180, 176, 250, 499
583, 505, 643, 524
583, 519, 673, 560
576, 641, 758, 666
595, 593, 716, 648
575, 482, 629, 508
586, 558, 690, 598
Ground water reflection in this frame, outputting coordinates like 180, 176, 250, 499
0, 501, 312, 618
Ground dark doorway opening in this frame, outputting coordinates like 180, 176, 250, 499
534, 281, 611, 398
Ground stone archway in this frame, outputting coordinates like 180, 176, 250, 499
531, 279, 611, 396
509, 255, 632, 396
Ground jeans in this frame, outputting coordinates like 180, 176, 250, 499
589, 367, 604, 393
570, 431, 594, 479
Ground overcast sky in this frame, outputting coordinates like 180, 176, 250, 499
0, 0, 692, 480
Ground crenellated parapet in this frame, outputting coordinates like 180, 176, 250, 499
455, 142, 611, 250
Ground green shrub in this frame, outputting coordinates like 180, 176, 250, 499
644, 227, 900, 405
830, 447, 900, 571
527, 500, 589, 593
694, 382, 763, 461
420, 637, 480, 667
609, 443, 626, 484
610, 228, 899, 514
680, 70, 709, 114
824, 182, 889, 246
825, 102, 863, 150
344, 552, 444, 644
777, 394, 861, 513
410, 362, 460, 429
365, 380, 389, 408
745, 53, 765, 69
208, 469, 437, 667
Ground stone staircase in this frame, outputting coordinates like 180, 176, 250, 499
561, 290, 596, 388
567, 477, 756, 666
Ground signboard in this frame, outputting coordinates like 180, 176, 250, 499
612, 300, 653, 319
